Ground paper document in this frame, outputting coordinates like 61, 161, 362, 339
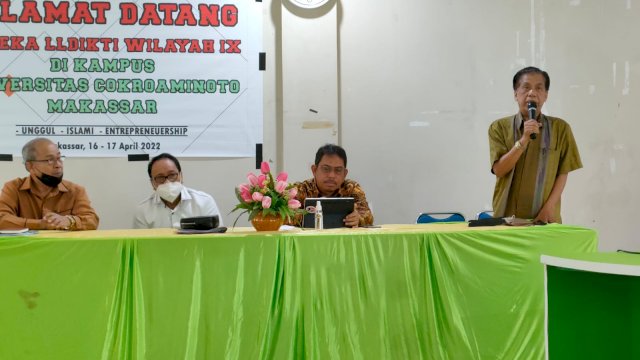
0, 228, 30, 234
503, 216, 547, 226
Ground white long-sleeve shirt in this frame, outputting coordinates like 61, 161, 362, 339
133, 186, 223, 229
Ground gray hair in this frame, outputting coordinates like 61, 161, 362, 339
22, 138, 53, 163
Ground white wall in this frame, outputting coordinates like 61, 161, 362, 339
1, 0, 638, 251
336, 0, 640, 252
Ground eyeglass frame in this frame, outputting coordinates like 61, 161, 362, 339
317, 164, 346, 176
28, 156, 66, 166
152, 172, 180, 184
516, 84, 547, 94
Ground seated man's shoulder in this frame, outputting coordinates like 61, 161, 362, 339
185, 187, 213, 198
343, 178, 363, 188
3, 177, 28, 187
183, 187, 217, 204
136, 193, 156, 207
341, 179, 367, 194
0, 179, 24, 201
295, 178, 314, 190
60, 179, 87, 192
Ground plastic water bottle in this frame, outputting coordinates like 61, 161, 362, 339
314, 200, 323, 230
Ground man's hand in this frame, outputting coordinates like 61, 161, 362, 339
344, 204, 361, 228
42, 212, 72, 230
534, 206, 556, 224
492, 119, 543, 177
534, 174, 567, 225
521, 119, 542, 145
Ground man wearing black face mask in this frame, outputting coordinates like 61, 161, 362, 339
0, 138, 99, 230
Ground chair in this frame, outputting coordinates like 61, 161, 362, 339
416, 212, 466, 224
476, 211, 494, 220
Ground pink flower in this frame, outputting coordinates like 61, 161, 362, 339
233, 165, 304, 224
238, 184, 252, 202
276, 172, 288, 182
275, 181, 287, 193
257, 174, 267, 187
241, 190, 252, 202
288, 199, 301, 209
260, 161, 270, 174
252, 192, 264, 201
247, 173, 259, 186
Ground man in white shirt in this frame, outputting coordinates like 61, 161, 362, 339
133, 153, 223, 228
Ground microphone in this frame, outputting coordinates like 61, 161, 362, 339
527, 101, 537, 140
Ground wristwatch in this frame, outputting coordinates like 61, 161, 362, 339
66, 215, 77, 230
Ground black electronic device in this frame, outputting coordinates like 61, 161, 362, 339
302, 197, 354, 229
527, 101, 537, 140
180, 215, 219, 230
468, 217, 506, 227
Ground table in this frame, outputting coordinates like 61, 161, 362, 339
0, 224, 596, 359
541, 252, 640, 359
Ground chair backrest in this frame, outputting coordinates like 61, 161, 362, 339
416, 212, 466, 224
476, 211, 494, 220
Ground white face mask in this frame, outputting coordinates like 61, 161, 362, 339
156, 181, 183, 202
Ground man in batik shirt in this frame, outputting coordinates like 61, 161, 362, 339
293, 144, 373, 227
489, 66, 582, 223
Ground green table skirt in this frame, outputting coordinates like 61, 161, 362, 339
0, 224, 597, 359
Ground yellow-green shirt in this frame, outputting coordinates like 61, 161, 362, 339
489, 113, 582, 221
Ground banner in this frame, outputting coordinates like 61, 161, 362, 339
0, 1, 262, 157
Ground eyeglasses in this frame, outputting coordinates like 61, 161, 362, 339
29, 156, 65, 165
153, 173, 179, 184
318, 165, 345, 175
517, 84, 546, 94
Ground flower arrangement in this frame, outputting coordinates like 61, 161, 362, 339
232, 161, 303, 226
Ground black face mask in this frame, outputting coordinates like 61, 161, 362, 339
38, 173, 63, 188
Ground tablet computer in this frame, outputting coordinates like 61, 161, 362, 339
302, 197, 354, 229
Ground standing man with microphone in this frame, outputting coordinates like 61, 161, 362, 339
488, 67, 582, 223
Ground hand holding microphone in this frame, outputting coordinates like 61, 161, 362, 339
526, 101, 539, 140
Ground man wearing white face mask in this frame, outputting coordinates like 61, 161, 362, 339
133, 153, 223, 228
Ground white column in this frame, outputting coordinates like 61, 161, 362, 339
280, 2, 339, 180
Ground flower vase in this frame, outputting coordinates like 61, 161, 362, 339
251, 213, 283, 231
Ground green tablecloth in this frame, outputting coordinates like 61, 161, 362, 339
0, 224, 597, 359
